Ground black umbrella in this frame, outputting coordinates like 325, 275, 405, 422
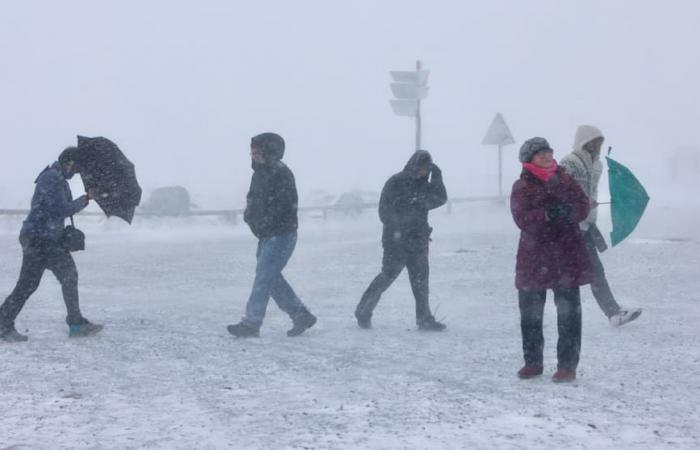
75, 135, 142, 223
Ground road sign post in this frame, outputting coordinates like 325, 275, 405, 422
389, 60, 429, 151
482, 113, 515, 197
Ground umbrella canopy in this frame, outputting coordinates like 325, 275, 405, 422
606, 156, 650, 246
75, 136, 142, 223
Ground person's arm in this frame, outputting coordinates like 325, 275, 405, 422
510, 180, 547, 234
564, 175, 591, 224
424, 163, 447, 210
265, 167, 298, 232
378, 177, 400, 227
39, 173, 88, 218
559, 157, 589, 198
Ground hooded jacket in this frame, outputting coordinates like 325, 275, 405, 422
378, 150, 447, 249
560, 125, 604, 231
20, 162, 87, 241
244, 135, 298, 239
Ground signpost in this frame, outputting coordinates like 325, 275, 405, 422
482, 113, 515, 197
390, 60, 429, 150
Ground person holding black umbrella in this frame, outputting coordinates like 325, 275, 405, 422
0, 147, 103, 342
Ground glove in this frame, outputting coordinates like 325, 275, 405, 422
546, 203, 572, 222
430, 163, 442, 178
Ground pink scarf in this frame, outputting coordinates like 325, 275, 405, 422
523, 160, 558, 182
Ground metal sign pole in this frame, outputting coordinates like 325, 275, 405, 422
389, 61, 429, 152
482, 113, 516, 198
415, 60, 422, 150
498, 143, 503, 197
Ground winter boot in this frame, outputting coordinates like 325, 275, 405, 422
355, 312, 372, 329
417, 317, 446, 332
227, 322, 260, 338
287, 310, 317, 337
68, 321, 104, 338
552, 368, 576, 383
1, 325, 28, 343
517, 365, 544, 379
609, 308, 642, 327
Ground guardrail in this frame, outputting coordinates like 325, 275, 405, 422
0, 196, 507, 220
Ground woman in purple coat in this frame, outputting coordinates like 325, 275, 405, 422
510, 137, 592, 383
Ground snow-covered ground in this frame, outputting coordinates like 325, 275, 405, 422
1, 203, 699, 449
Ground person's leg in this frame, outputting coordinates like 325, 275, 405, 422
46, 248, 84, 326
583, 230, 620, 318
518, 289, 546, 367
553, 286, 582, 370
243, 233, 298, 327
354, 242, 405, 321
0, 237, 48, 332
405, 247, 432, 323
270, 275, 306, 318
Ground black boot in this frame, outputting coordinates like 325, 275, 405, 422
1, 325, 28, 343
227, 322, 260, 338
417, 316, 446, 332
287, 310, 317, 337
355, 312, 372, 329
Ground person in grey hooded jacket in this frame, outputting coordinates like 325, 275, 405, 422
0, 147, 103, 342
355, 150, 447, 331
560, 125, 642, 326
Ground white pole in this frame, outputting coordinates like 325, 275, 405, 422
415, 60, 422, 151
498, 143, 503, 197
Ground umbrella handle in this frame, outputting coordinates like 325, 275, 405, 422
597, 202, 611, 205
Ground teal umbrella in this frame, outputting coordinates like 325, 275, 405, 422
605, 149, 650, 246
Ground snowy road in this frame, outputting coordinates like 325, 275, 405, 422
1, 206, 699, 449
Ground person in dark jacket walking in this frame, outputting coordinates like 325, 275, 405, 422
0, 147, 103, 342
510, 137, 591, 382
227, 133, 316, 338
355, 150, 447, 331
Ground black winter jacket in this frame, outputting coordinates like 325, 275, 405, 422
379, 150, 447, 249
244, 160, 298, 239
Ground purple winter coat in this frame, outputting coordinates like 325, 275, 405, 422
510, 167, 592, 290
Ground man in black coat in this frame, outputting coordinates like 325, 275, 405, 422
227, 133, 316, 338
355, 150, 448, 330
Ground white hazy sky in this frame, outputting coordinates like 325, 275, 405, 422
1, 0, 699, 208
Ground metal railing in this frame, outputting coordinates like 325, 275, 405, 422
0, 196, 507, 220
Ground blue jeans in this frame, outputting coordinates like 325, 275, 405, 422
242, 232, 306, 326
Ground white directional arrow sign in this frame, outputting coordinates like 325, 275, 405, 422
390, 100, 419, 117
389, 61, 428, 150
390, 70, 430, 85
390, 83, 429, 100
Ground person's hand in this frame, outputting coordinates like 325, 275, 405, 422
590, 199, 599, 209
430, 163, 442, 177
78, 194, 90, 206
546, 203, 572, 222
87, 188, 98, 200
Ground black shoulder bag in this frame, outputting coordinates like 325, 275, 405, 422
62, 216, 86, 252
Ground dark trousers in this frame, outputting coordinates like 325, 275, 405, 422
518, 287, 582, 370
0, 235, 85, 329
355, 239, 433, 323
583, 229, 621, 318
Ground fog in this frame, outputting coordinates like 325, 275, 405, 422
1, 0, 699, 209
